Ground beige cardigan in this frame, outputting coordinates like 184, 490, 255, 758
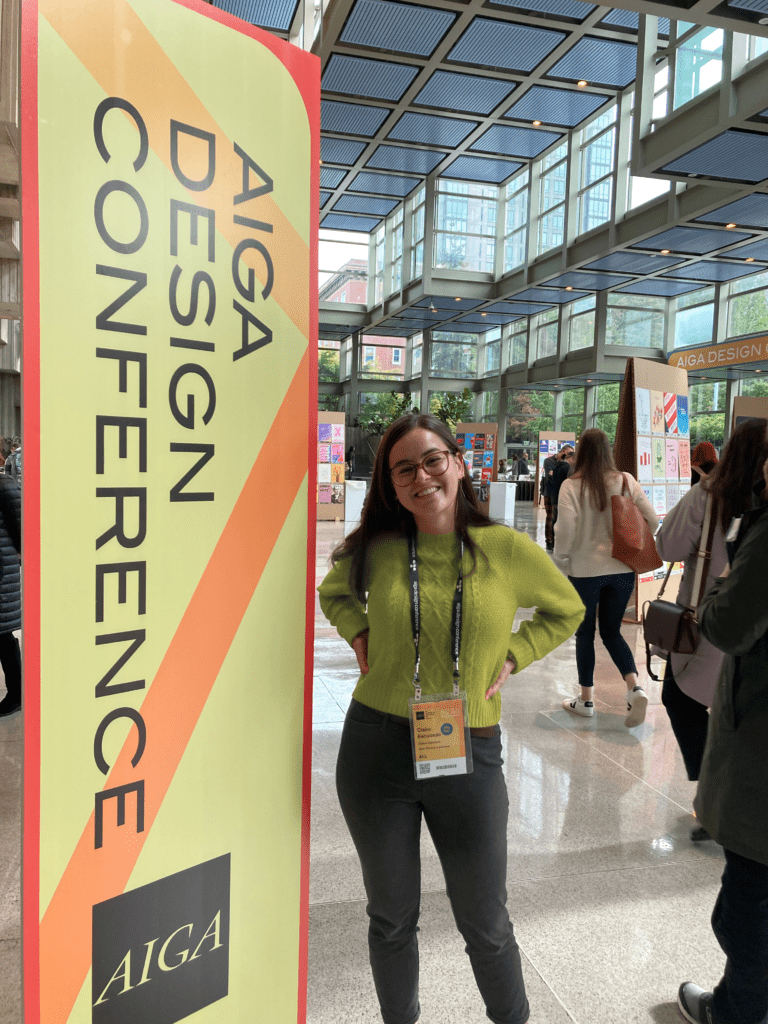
554, 471, 659, 577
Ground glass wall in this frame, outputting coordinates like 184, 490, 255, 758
595, 382, 621, 441
726, 270, 768, 338
319, 228, 369, 303
410, 187, 426, 281
674, 287, 715, 349
433, 180, 497, 273
504, 170, 529, 273
507, 390, 554, 445
430, 331, 478, 378
319, 339, 341, 384
567, 296, 596, 351
534, 308, 559, 360
578, 107, 616, 234
359, 335, 405, 381
689, 380, 725, 449
606, 292, 665, 347
537, 144, 567, 255
483, 327, 502, 375
390, 208, 404, 296
673, 25, 724, 109
561, 388, 584, 437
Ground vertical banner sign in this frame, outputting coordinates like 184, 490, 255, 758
21, 1, 319, 1022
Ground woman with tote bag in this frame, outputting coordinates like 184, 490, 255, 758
555, 429, 659, 727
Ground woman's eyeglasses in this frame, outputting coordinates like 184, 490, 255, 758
390, 450, 453, 487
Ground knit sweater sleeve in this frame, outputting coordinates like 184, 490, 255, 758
506, 531, 584, 673
318, 556, 369, 645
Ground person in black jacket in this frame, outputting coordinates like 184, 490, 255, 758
550, 446, 574, 524
677, 451, 768, 1024
0, 474, 21, 716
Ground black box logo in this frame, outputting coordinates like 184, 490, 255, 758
92, 854, 230, 1024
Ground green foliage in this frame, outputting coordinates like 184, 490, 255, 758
429, 388, 474, 430
729, 290, 768, 338
318, 349, 340, 383
354, 392, 419, 435
506, 390, 554, 443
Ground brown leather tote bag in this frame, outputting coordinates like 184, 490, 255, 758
611, 474, 663, 575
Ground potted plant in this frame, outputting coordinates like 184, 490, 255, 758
353, 392, 420, 463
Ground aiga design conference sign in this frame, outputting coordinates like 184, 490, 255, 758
21, 2, 318, 1022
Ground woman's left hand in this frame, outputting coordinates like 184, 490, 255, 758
485, 658, 516, 700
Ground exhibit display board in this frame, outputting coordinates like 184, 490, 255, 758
615, 358, 689, 621
733, 395, 768, 430
456, 423, 497, 516
535, 432, 576, 505
317, 411, 345, 519
21, 2, 318, 1022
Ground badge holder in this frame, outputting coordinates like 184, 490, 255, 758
408, 675, 473, 781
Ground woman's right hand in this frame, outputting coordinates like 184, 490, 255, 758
351, 629, 370, 674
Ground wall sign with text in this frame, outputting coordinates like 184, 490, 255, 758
21, 2, 318, 1022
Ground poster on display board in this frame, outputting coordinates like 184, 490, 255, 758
456, 423, 498, 516
22, 1, 318, 1022
318, 412, 345, 519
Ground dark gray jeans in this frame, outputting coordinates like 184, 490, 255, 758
336, 698, 530, 1024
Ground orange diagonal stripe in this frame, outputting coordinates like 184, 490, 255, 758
40, 0, 310, 339
39, 351, 309, 1022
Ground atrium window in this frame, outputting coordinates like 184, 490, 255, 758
484, 327, 502, 375
567, 296, 596, 352
504, 170, 529, 273
674, 288, 715, 349
689, 381, 725, 450
434, 180, 498, 273
482, 390, 499, 421
410, 187, 426, 282
741, 375, 768, 398
578, 107, 616, 235
390, 207, 404, 296
508, 326, 528, 367
606, 292, 665, 347
430, 331, 478, 378
627, 76, 671, 210
726, 269, 768, 338
533, 308, 559, 360
319, 339, 341, 384
595, 382, 621, 441
537, 143, 568, 255
359, 335, 405, 380
506, 390, 554, 444
561, 388, 584, 438
673, 25, 724, 109
373, 225, 385, 305
411, 333, 423, 377
319, 228, 369, 304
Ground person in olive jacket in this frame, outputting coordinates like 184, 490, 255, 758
0, 472, 21, 716
677, 451, 768, 1024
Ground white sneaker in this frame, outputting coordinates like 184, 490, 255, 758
563, 696, 594, 717
625, 686, 648, 727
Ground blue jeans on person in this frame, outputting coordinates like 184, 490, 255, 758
336, 699, 530, 1024
711, 848, 768, 1024
568, 573, 637, 688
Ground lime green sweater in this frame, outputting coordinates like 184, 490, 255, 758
318, 525, 584, 727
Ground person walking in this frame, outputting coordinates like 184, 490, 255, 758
690, 441, 718, 488
550, 446, 574, 525
319, 413, 583, 1024
554, 428, 658, 726
656, 419, 768, 825
0, 471, 21, 716
677, 447, 768, 1024
540, 448, 559, 550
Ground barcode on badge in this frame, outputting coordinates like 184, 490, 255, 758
418, 763, 431, 775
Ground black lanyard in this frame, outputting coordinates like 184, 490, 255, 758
407, 533, 464, 701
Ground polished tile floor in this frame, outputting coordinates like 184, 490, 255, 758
309, 506, 726, 1024
0, 508, 727, 1023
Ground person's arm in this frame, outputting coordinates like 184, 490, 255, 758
698, 514, 768, 656
0, 478, 21, 553
655, 486, 702, 563
629, 475, 659, 533
507, 534, 584, 673
318, 556, 369, 645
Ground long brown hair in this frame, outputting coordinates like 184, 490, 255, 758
706, 418, 768, 531
570, 428, 619, 512
331, 413, 494, 602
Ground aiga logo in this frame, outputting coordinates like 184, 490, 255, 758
92, 854, 230, 1024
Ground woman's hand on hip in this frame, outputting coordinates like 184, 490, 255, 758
486, 658, 515, 700
351, 629, 370, 674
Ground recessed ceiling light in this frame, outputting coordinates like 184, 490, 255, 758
455, 297, 461, 301
661, 249, 671, 254
481, 312, 487, 316
319, 159, 324, 165
756, 369, 763, 373
726, 223, 736, 229
759, 16, 768, 23
565, 286, 573, 290
532, 120, 542, 126
586, 379, 592, 382
746, 257, 755, 262
577, 80, 587, 87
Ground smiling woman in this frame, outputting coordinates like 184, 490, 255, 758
318, 412, 583, 1024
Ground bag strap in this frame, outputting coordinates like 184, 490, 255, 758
656, 560, 675, 598
689, 494, 717, 612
